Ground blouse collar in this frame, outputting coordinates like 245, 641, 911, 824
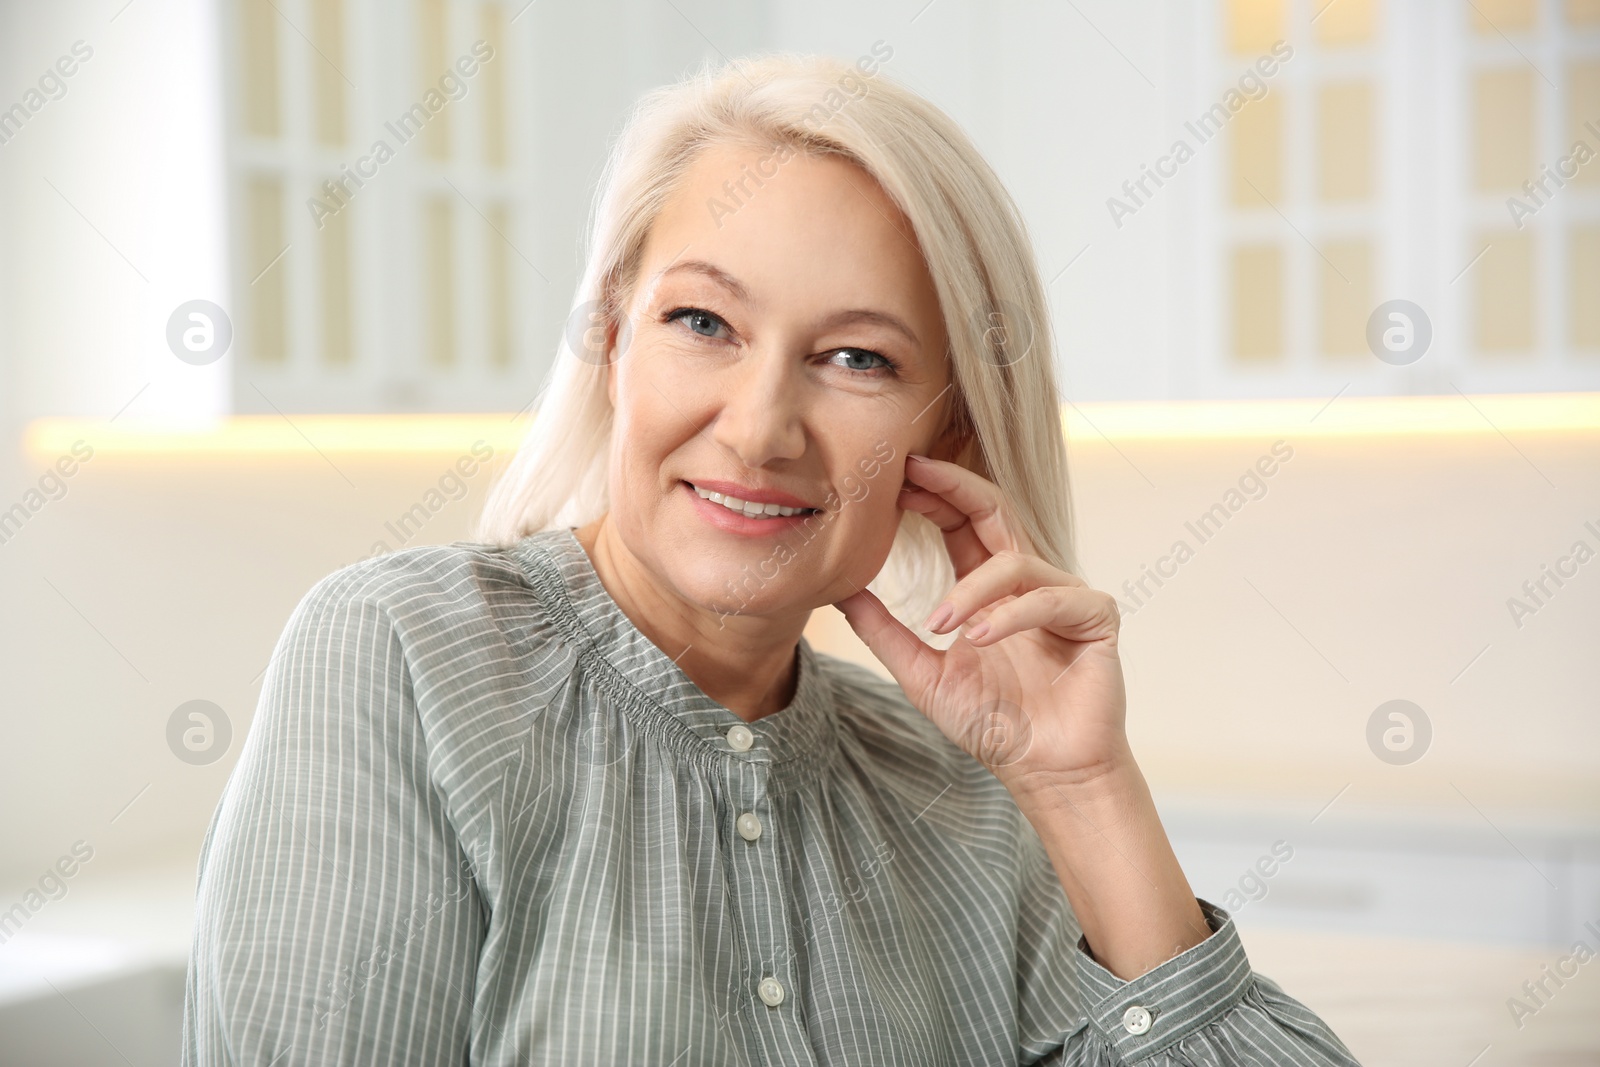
513, 527, 840, 789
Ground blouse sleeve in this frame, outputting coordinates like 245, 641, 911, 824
1045, 901, 1361, 1066
181, 565, 486, 1066
1011, 810, 1361, 1066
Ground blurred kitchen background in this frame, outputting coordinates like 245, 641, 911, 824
0, 0, 1597, 1063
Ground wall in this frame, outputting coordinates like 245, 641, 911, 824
4, 402, 1595, 895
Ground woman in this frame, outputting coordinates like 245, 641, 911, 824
183, 53, 1359, 1066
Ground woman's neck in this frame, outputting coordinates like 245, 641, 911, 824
573, 514, 807, 721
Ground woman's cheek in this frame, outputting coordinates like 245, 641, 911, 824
836, 472, 868, 506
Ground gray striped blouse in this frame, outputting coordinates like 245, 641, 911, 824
181, 527, 1360, 1065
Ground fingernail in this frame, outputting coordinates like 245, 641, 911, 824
964, 620, 989, 641
925, 603, 952, 632
907, 454, 929, 464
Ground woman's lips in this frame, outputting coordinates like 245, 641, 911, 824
684, 478, 819, 511
682, 480, 821, 536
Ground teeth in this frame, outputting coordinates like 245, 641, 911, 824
692, 484, 813, 518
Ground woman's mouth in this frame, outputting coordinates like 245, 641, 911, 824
680, 481, 825, 537
685, 481, 820, 519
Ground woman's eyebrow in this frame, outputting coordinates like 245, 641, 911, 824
818, 308, 919, 347
657, 260, 920, 346
658, 260, 753, 304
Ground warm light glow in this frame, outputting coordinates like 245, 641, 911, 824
23, 414, 531, 458
21, 393, 1600, 461
1060, 392, 1600, 440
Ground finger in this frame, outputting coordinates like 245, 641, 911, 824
833, 586, 942, 706
897, 485, 991, 579
964, 584, 1121, 647
923, 550, 1084, 634
904, 455, 1037, 565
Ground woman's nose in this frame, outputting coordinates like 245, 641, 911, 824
708, 348, 807, 468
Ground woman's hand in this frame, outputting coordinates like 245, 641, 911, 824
834, 453, 1211, 978
832, 453, 1131, 799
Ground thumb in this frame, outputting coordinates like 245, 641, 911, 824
833, 587, 940, 705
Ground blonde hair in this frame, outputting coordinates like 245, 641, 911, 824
475, 51, 1078, 627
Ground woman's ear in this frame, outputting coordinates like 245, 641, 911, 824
604, 304, 638, 406
927, 417, 974, 467
605, 318, 621, 407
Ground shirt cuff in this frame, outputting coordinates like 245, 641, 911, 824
1072, 898, 1254, 1059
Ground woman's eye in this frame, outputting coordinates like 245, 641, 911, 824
667, 307, 728, 339
828, 348, 894, 374
664, 310, 894, 375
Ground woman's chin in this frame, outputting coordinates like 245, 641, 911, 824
661, 571, 820, 626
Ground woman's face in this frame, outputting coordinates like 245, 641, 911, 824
603, 140, 962, 622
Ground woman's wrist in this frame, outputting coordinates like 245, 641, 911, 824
1002, 743, 1212, 980
996, 735, 1142, 818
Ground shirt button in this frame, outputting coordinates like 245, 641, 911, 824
1122, 1004, 1152, 1035
736, 812, 763, 841
758, 976, 785, 1007
726, 724, 754, 751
